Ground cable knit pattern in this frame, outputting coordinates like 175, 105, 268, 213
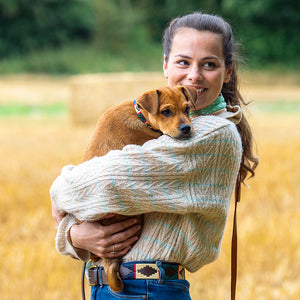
51, 113, 242, 272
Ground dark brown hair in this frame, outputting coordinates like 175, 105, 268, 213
163, 12, 258, 182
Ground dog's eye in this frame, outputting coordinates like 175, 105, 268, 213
161, 109, 173, 117
185, 106, 190, 115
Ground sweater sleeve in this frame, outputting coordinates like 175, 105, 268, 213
50, 116, 242, 222
55, 214, 90, 261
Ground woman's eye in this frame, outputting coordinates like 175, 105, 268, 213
177, 60, 189, 66
161, 109, 173, 117
185, 106, 190, 115
204, 62, 216, 69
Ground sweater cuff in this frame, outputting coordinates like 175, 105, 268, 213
55, 214, 90, 261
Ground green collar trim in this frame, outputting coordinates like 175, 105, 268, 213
190, 94, 227, 117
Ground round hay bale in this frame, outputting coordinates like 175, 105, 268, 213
70, 72, 167, 125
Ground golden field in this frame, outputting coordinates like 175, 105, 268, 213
0, 75, 299, 299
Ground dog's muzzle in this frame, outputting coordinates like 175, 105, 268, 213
179, 125, 191, 135
177, 124, 192, 139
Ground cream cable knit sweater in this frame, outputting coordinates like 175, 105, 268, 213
51, 106, 242, 273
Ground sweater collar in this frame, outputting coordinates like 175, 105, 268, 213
214, 104, 242, 124
190, 94, 242, 124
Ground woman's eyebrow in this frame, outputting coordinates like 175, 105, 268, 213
174, 54, 192, 59
202, 56, 220, 60
174, 54, 221, 61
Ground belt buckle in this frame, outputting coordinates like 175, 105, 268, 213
88, 264, 99, 286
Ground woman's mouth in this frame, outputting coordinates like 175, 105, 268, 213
196, 88, 207, 95
184, 85, 207, 96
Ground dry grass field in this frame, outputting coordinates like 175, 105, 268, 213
0, 74, 299, 299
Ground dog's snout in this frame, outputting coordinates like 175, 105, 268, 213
179, 124, 191, 135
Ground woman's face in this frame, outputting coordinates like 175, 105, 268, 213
163, 28, 232, 110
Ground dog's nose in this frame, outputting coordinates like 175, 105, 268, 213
179, 125, 191, 135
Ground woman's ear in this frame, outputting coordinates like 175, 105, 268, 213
163, 55, 168, 78
224, 63, 233, 83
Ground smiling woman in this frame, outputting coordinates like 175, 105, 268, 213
51, 12, 258, 300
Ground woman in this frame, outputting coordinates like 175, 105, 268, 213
51, 12, 258, 299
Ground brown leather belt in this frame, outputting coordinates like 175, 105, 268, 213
88, 261, 185, 286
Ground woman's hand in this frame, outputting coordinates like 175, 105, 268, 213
51, 198, 65, 226
70, 218, 141, 258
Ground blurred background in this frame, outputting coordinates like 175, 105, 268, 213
0, 0, 299, 299
0, 0, 299, 73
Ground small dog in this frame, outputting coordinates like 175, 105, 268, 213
83, 85, 197, 292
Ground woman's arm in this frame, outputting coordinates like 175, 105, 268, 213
51, 116, 243, 222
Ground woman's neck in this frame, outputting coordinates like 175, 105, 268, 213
190, 94, 227, 117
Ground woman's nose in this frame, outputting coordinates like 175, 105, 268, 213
187, 65, 202, 82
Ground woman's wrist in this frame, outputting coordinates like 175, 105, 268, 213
68, 224, 81, 249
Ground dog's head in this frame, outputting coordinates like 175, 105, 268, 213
136, 86, 197, 140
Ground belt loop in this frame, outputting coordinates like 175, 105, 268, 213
156, 261, 165, 284
98, 266, 104, 288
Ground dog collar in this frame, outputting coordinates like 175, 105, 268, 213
133, 99, 162, 133
133, 99, 149, 126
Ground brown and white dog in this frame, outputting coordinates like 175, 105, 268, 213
83, 85, 197, 292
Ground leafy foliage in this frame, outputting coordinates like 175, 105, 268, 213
0, 0, 299, 72
0, 0, 96, 57
222, 0, 300, 66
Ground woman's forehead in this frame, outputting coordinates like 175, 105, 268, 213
170, 28, 224, 59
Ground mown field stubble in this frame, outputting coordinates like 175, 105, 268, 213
0, 75, 299, 299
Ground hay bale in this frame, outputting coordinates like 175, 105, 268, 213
70, 72, 167, 125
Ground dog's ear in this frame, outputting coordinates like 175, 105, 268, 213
136, 89, 160, 115
179, 86, 197, 109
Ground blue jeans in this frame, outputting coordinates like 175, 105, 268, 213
91, 278, 191, 299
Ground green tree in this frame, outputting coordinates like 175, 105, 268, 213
222, 0, 300, 66
1, 0, 298, 70
92, 0, 150, 52
133, 0, 223, 42
0, 0, 96, 57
